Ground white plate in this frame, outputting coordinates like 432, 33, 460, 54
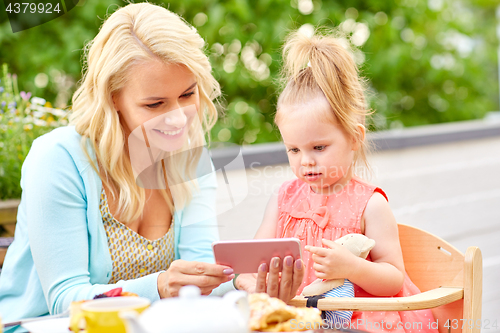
22, 317, 70, 333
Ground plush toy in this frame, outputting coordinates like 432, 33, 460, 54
301, 233, 375, 328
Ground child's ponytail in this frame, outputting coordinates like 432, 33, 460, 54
276, 28, 371, 173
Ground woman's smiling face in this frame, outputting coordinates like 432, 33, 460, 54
113, 59, 200, 152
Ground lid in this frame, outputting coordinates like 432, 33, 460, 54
137, 286, 249, 333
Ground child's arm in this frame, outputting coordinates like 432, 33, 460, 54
235, 192, 304, 301
254, 191, 279, 239
354, 191, 405, 295
306, 192, 405, 296
235, 192, 278, 292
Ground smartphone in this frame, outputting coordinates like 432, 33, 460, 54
212, 238, 302, 274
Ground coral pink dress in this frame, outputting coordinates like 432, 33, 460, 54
276, 177, 438, 333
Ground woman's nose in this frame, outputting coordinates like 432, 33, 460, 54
164, 107, 187, 128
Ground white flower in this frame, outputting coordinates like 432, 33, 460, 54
49, 109, 67, 117
31, 97, 46, 106
33, 119, 47, 126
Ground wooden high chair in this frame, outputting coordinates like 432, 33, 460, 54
289, 224, 483, 333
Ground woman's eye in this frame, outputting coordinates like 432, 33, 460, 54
287, 148, 299, 153
146, 102, 163, 109
314, 145, 326, 151
181, 91, 195, 98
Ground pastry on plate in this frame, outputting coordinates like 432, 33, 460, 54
248, 293, 323, 332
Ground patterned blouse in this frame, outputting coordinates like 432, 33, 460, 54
100, 189, 175, 284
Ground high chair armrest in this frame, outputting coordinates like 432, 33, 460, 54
288, 287, 464, 311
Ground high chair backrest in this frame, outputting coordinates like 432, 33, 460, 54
289, 224, 482, 333
398, 224, 482, 333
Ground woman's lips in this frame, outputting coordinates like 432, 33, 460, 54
153, 127, 184, 138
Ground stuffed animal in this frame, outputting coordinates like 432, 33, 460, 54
301, 233, 375, 328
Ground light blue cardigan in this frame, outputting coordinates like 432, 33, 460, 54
0, 126, 234, 327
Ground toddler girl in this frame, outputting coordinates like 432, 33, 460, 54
253, 29, 438, 333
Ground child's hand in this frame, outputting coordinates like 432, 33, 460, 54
305, 239, 361, 280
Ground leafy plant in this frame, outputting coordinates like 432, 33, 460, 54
0, 0, 498, 145
0, 64, 68, 200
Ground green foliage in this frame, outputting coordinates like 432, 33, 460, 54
0, 64, 68, 200
173, 0, 499, 140
0, 0, 499, 149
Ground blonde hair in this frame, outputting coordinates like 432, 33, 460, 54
275, 29, 371, 172
69, 3, 219, 222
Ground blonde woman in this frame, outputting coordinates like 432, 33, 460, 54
0, 3, 244, 327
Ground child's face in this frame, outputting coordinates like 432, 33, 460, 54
278, 97, 360, 195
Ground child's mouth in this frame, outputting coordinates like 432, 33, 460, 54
304, 172, 321, 181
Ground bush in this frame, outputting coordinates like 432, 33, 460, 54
0, 64, 68, 200
0, 0, 498, 145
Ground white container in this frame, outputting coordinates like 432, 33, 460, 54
120, 286, 250, 333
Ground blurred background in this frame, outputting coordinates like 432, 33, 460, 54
1, 0, 499, 200
1, 0, 500, 200
1, 0, 499, 326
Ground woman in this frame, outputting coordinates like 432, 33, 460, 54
0, 2, 302, 328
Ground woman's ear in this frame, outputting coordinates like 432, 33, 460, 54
352, 124, 366, 151
112, 93, 120, 113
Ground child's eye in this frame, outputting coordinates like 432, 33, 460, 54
314, 145, 326, 151
146, 102, 163, 109
287, 148, 299, 153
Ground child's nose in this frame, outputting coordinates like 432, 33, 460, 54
164, 107, 187, 128
301, 153, 316, 166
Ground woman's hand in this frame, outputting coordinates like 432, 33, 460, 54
305, 239, 360, 280
157, 260, 235, 298
234, 273, 259, 294
257, 256, 304, 302
236, 256, 304, 303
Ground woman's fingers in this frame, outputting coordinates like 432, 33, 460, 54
252, 257, 304, 303
255, 263, 268, 292
266, 257, 280, 297
180, 272, 234, 287
291, 258, 304, 298
199, 286, 218, 295
170, 260, 235, 284
171, 259, 233, 277
278, 256, 294, 301
235, 273, 257, 293
165, 274, 231, 297
160, 260, 235, 298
